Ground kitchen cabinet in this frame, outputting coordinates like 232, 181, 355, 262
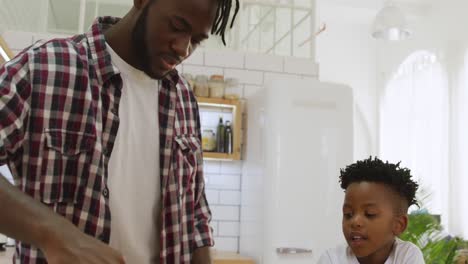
197, 97, 243, 161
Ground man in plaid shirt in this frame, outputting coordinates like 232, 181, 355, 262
0, 0, 239, 263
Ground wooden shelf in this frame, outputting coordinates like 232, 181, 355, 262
196, 96, 243, 161
203, 152, 241, 161
196, 97, 239, 108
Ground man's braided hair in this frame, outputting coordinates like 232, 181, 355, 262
211, 0, 240, 45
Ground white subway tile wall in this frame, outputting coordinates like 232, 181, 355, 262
183, 49, 204, 66
2, 33, 319, 253
205, 189, 220, 204
264, 72, 302, 82
214, 237, 239, 252
182, 65, 223, 77
218, 221, 240, 237
210, 205, 240, 221
204, 50, 245, 68
224, 69, 264, 86
245, 53, 284, 72
206, 174, 241, 190
283, 56, 320, 76
219, 191, 241, 205
243, 85, 263, 98
181, 50, 317, 252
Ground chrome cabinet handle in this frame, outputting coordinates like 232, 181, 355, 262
276, 247, 313, 255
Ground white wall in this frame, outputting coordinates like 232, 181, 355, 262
437, 1, 468, 240
375, 0, 468, 239
316, 1, 379, 160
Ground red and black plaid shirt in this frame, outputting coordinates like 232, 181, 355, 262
0, 17, 213, 263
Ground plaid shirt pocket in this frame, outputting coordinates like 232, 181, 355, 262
42, 129, 97, 204
174, 135, 203, 198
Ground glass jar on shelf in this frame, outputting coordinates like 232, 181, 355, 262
209, 75, 225, 98
202, 129, 216, 152
194, 75, 209, 97
224, 78, 240, 100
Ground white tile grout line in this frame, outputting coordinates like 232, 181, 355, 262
243, 54, 246, 69
214, 235, 240, 239
214, 220, 241, 223
182, 63, 315, 78
205, 188, 241, 192
204, 172, 242, 176
282, 57, 285, 73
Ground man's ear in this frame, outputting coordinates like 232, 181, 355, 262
393, 214, 408, 236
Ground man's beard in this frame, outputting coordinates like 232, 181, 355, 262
131, 4, 159, 79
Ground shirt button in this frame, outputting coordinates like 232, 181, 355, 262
102, 187, 109, 198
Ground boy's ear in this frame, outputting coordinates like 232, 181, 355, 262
393, 215, 408, 236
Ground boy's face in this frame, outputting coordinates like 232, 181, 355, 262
342, 182, 407, 262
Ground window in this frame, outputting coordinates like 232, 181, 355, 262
236, 1, 315, 58
0, 0, 316, 58
380, 51, 449, 226
449, 50, 468, 238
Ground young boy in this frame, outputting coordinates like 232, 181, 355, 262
318, 157, 425, 264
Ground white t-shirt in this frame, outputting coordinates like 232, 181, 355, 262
317, 238, 425, 264
106, 43, 161, 264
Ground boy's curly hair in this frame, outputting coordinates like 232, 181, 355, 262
339, 157, 419, 209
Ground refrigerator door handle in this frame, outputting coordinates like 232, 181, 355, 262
276, 247, 313, 255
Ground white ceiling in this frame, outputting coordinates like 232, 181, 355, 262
0, 0, 439, 34
324, 0, 433, 10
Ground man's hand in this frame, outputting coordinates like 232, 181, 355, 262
0, 176, 125, 264
41, 222, 125, 264
192, 246, 212, 264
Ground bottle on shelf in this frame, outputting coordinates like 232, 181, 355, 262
224, 120, 233, 154
216, 117, 225, 153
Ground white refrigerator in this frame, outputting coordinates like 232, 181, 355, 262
240, 77, 353, 263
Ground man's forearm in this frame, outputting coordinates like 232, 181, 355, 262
192, 246, 212, 264
0, 174, 66, 249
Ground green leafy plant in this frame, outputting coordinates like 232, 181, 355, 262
400, 212, 463, 263
400, 186, 466, 263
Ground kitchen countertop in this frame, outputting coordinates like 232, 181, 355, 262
212, 250, 255, 264
0, 247, 255, 264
